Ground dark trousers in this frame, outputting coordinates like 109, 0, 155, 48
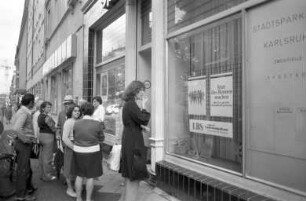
15, 139, 34, 197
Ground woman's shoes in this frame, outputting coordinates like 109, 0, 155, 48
66, 189, 76, 197
15, 195, 36, 201
40, 176, 56, 181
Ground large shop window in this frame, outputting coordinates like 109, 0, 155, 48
96, 14, 126, 63
99, 62, 125, 138
167, 16, 242, 172
167, 0, 246, 33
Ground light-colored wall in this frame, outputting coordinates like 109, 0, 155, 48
17, 21, 28, 90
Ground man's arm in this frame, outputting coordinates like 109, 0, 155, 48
13, 112, 33, 143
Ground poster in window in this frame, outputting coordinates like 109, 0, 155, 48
187, 78, 206, 116
210, 75, 233, 117
101, 72, 108, 102
189, 119, 233, 138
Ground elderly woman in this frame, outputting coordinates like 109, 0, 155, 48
120, 80, 151, 201
38, 101, 57, 181
73, 102, 104, 201
62, 104, 81, 197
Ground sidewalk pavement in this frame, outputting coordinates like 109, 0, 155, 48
2, 160, 180, 201
2, 121, 180, 201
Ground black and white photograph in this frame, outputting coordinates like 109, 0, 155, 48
0, 0, 305, 201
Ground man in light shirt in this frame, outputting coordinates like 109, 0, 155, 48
13, 93, 37, 201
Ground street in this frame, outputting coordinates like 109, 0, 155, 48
1, 120, 179, 201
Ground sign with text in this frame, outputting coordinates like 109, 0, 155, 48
189, 119, 233, 138
210, 75, 233, 117
246, 0, 306, 190
188, 79, 206, 116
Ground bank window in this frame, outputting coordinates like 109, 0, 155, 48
167, 16, 242, 172
96, 14, 126, 63
167, 0, 246, 33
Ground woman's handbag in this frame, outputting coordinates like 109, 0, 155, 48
30, 143, 40, 159
131, 148, 148, 181
107, 144, 121, 171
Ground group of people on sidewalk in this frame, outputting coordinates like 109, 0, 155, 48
0, 80, 151, 201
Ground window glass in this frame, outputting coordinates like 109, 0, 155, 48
141, 0, 152, 45
167, 0, 246, 33
62, 68, 73, 97
101, 63, 125, 137
246, 0, 306, 192
101, 14, 126, 62
167, 16, 242, 172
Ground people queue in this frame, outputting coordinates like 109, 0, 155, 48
3, 80, 150, 201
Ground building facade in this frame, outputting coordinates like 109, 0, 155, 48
14, 0, 28, 92
42, 0, 84, 114
15, 0, 306, 200
15, 0, 85, 115
82, 0, 306, 200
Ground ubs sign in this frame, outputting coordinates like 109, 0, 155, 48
101, 0, 120, 10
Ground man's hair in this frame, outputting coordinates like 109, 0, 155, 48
81, 102, 95, 116
21, 93, 35, 106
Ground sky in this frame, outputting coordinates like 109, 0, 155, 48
0, 0, 24, 94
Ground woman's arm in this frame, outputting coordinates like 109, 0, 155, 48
45, 115, 57, 133
128, 101, 151, 126
62, 120, 74, 149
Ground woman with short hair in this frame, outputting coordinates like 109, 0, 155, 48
62, 104, 81, 197
73, 102, 104, 201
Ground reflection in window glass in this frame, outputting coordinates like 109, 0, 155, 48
102, 14, 126, 62
167, 0, 246, 33
102, 64, 125, 136
167, 17, 242, 172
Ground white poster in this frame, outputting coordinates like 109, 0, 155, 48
187, 79, 206, 116
189, 119, 233, 138
210, 75, 233, 117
